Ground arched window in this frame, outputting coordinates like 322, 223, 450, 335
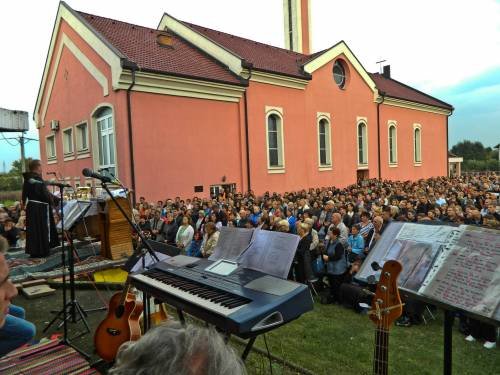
94, 107, 117, 176
318, 118, 331, 166
388, 123, 397, 164
357, 121, 368, 165
414, 125, 422, 163
266, 113, 284, 168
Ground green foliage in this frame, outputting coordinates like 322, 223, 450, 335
463, 159, 499, 172
451, 141, 489, 160
451, 141, 499, 172
9, 157, 33, 174
0, 174, 22, 191
0, 157, 35, 191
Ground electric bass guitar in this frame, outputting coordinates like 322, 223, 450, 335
369, 260, 403, 375
94, 281, 143, 362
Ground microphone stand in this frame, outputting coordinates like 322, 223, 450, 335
100, 182, 160, 332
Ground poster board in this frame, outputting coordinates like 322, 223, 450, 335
356, 222, 500, 323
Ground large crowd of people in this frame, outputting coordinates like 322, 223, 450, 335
130, 174, 499, 279
0, 172, 498, 356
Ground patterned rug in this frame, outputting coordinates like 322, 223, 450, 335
0, 339, 100, 374
7, 242, 127, 283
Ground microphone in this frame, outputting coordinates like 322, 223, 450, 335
29, 178, 71, 188
82, 168, 114, 183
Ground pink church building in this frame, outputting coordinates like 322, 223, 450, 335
35, 1, 453, 201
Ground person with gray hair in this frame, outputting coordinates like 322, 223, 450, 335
109, 321, 246, 375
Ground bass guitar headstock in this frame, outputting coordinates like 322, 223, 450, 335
369, 260, 403, 330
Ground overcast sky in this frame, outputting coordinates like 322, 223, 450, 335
0, 0, 499, 171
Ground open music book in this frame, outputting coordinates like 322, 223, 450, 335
357, 222, 500, 322
209, 227, 300, 279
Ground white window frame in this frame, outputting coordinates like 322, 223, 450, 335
45, 134, 57, 162
413, 123, 422, 165
388, 121, 398, 166
317, 113, 332, 170
357, 117, 368, 168
62, 127, 74, 159
96, 109, 117, 176
265, 106, 285, 173
75, 121, 89, 154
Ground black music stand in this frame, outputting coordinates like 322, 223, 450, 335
44, 200, 105, 350
40, 187, 89, 359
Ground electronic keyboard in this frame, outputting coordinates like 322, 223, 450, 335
130, 256, 314, 338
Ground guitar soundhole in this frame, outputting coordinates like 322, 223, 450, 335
115, 305, 125, 319
106, 328, 121, 336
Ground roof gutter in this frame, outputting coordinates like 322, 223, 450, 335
376, 91, 386, 180
122, 59, 138, 205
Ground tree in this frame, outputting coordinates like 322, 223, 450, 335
9, 157, 33, 175
451, 141, 488, 161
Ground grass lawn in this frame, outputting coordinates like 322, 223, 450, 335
14, 289, 498, 374
243, 298, 499, 375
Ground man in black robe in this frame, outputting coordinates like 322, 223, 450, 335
21, 159, 60, 257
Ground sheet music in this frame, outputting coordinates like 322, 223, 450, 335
421, 226, 500, 320
396, 223, 455, 244
56, 200, 92, 230
209, 227, 255, 261
238, 230, 299, 279
358, 223, 457, 291
130, 252, 171, 273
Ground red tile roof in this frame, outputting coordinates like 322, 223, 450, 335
370, 73, 453, 110
183, 22, 310, 79
77, 12, 244, 86
76, 10, 451, 110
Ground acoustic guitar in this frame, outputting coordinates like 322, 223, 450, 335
94, 282, 143, 362
369, 260, 404, 375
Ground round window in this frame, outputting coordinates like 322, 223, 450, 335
333, 60, 346, 89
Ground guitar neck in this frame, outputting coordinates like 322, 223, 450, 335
118, 280, 132, 306
373, 327, 389, 375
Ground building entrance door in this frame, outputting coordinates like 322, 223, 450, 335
357, 169, 369, 183
210, 183, 236, 198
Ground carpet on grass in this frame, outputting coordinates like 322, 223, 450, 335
0, 339, 101, 374
6, 242, 126, 283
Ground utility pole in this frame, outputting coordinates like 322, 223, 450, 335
20, 131, 26, 172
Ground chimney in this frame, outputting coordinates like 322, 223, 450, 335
382, 65, 391, 78
283, 0, 312, 54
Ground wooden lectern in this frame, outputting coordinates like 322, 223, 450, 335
99, 195, 134, 260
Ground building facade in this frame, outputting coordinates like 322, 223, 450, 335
35, 1, 453, 201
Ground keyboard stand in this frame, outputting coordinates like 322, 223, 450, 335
241, 336, 257, 361
143, 305, 260, 363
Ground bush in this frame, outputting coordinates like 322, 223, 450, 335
463, 159, 500, 172
0, 191, 21, 206
0, 174, 22, 191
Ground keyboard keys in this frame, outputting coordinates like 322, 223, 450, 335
134, 269, 251, 317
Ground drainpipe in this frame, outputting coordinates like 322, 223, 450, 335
123, 60, 138, 205
376, 91, 385, 180
243, 67, 253, 193
446, 114, 449, 177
